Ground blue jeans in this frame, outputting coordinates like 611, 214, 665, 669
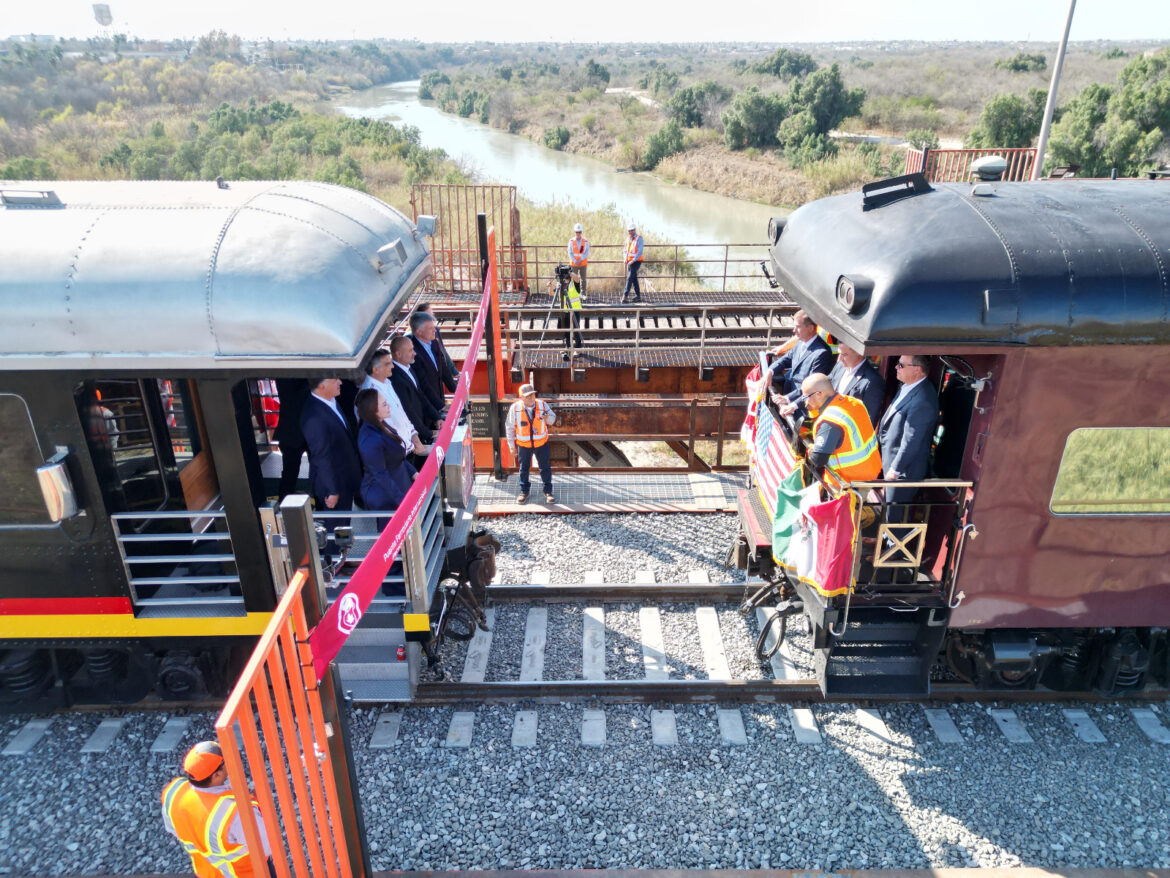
517, 443, 552, 494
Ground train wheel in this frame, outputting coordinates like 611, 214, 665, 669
944, 636, 975, 683
755, 609, 787, 661
156, 651, 208, 701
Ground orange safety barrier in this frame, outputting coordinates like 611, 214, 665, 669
214, 569, 355, 878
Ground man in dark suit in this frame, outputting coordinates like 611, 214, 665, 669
299, 377, 362, 532
389, 335, 443, 448
769, 310, 835, 397
273, 378, 310, 501
410, 312, 458, 413
779, 340, 885, 426
878, 354, 939, 511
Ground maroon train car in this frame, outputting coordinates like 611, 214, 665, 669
744, 175, 1170, 696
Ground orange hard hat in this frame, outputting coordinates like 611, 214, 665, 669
183, 741, 224, 782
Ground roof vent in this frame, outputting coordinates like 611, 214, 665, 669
1, 189, 62, 207
970, 183, 995, 197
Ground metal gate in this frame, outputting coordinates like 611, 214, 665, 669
411, 184, 528, 299
214, 566, 363, 878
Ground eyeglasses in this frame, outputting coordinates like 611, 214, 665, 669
896, 362, 916, 370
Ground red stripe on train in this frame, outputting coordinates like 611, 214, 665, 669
0, 597, 133, 615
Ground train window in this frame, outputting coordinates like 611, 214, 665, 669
0, 394, 51, 526
1050, 428, 1170, 515
76, 380, 169, 513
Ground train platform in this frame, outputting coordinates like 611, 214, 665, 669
472, 470, 744, 514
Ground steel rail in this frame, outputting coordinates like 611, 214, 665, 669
483, 583, 751, 602
411, 678, 1170, 706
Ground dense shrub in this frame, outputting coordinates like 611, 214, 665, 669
721, 87, 788, 149
641, 119, 685, 169
665, 81, 732, 129
751, 48, 817, 80
1, 155, 54, 179
906, 129, 940, 150
584, 59, 610, 87
418, 70, 450, 101
993, 53, 1047, 73
964, 89, 1046, 148
542, 126, 570, 150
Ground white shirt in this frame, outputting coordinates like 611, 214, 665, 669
835, 361, 862, 392
360, 375, 415, 450
310, 392, 347, 428
891, 375, 927, 409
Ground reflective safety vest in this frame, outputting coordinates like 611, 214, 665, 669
512, 400, 550, 448
569, 237, 589, 267
816, 326, 839, 356
625, 234, 643, 265
813, 394, 881, 488
562, 283, 582, 311
162, 778, 258, 878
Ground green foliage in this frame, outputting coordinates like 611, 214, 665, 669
993, 52, 1047, 73
860, 95, 942, 133
648, 68, 680, 97
584, 59, 610, 87
787, 64, 865, 135
964, 88, 1046, 148
751, 48, 817, 80
777, 111, 837, 167
1, 155, 54, 179
418, 70, 450, 101
581, 113, 598, 133
664, 80, 732, 128
498, 66, 512, 82
641, 119, 685, 170
315, 155, 365, 190
1102, 47, 1128, 60
906, 128, 939, 150
721, 87, 788, 149
542, 126, 570, 150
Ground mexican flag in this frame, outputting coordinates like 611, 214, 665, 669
771, 469, 858, 597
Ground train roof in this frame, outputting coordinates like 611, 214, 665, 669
769, 179, 1170, 351
0, 180, 430, 371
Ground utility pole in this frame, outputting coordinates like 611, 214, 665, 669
1032, 0, 1077, 180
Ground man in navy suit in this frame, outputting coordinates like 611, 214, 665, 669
410, 312, 458, 414
769, 310, 835, 397
878, 354, 939, 511
299, 377, 362, 525
389, 335, 444, 448
780, 340, 884, 426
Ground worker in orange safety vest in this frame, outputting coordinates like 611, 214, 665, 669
505, 383, 557, 504
620, 222, 644, 304
161, 741, 273, 878
567, 222, 590, 301
798, 373, 882, 492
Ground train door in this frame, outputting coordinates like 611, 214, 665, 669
74, 378, 250, 617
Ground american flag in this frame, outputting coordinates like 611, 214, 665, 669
752, 402, 799, 519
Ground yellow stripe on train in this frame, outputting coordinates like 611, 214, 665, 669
0, 613, 274, 639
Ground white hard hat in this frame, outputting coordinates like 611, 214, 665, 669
573, 223, 583, 232
627, 222, 637, 231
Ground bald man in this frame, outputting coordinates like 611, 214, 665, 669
799, 373, 881, 488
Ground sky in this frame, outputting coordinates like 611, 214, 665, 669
6, 0, 1169, 44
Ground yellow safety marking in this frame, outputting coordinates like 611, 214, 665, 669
403, 613, 430, 633
0, 613, 273, 639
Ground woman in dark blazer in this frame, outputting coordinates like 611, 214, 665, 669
355, 389, 417, 522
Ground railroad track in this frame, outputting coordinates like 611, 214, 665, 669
411, 583, 1170, 707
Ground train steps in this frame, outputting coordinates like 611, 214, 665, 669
814, 607, 948, 698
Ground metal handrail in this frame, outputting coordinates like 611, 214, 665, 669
111, 509, 242, 605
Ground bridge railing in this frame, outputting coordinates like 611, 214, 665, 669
905, 147, 1037, 183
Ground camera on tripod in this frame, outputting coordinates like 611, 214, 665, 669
554, 263, 573, 281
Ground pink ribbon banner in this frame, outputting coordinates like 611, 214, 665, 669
308, 266, 493, 680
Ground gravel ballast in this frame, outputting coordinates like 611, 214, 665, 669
3, 512, 1168, 874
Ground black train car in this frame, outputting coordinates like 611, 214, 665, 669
0, 180, 450, 707
740, 175, 1170, 696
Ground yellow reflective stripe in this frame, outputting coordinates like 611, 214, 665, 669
833, 433, 879, 468
204, 796, 249, 875
162, 778, 188, 816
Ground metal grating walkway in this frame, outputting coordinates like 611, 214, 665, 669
473, 471, 747, 514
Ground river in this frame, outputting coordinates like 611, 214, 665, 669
336, 81, 781, 248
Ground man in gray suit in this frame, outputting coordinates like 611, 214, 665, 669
878, 354, 939, 511
780, 340, 884, 425
768, 310, 835, 397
